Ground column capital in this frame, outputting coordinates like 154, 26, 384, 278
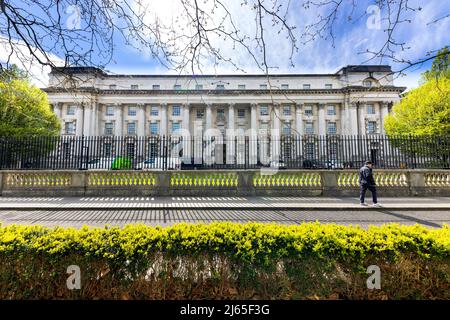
160, 103, 167, 107
228, 102, 235, 108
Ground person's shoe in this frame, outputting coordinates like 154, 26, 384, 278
360, 203, 368, 207
372, 203, 382, 207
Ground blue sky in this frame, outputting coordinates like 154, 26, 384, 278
1, 0, 449, 89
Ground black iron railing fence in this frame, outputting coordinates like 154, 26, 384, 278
0, 135, 449, 170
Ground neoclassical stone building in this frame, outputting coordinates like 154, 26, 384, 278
45, 65, 405, 138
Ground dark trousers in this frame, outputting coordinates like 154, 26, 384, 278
360, 184, 377, 204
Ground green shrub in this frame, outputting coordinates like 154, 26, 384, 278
0, 222, 448, 299
111, 157, 132, 170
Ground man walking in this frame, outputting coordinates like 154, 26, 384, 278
359, 161, 380, 207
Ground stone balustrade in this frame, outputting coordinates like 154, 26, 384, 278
0, 170, 449, 197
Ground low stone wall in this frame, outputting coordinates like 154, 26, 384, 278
0, 169, 449, 197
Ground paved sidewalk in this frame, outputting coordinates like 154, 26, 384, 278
0, 196, 449, 210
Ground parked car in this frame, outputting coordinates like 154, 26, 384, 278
85, 157, 115, 170
325, 160, 344, 169
302, 159, 323, 169
135, 157, 181, 170
267, 160, 287, 169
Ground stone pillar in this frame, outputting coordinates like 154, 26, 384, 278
358, 103, 366, 135
75, 104, 84, 136
295, 103, 303, 135
349, 103, 359, 135
160, 103, 168, 136
295, 103, 303, 157
54, 102, 63, 119
116, 104, 123, 136
380, 102, 389, 134
205, 104, 212, 133
226, 103, 235, 164
83, 103, 92, 136
182, 103, 192, 163
250, 103, 258, 164
182, 103, 190, 132
318, 103, 326, 136
138, 103, 146, 136
90, 101, 98, 136
271, 103, 280, 162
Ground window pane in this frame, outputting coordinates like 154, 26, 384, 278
128, 107, 137, 116
260, 106, 269, 116
283, 106, 291, 116
127, 122, 136, 135
151, 106, 159, 116
327, 105, 335, 115
238, 109, 245, 118
152, 84, 160, 90
303, 84, 311, 89
150, 123, 159, 135
172, 106, 181, 116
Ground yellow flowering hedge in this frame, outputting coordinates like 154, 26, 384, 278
0, 222, 449, 299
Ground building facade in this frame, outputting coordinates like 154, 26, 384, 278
45, 65, 405, 138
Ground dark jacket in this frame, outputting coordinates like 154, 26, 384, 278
359, 165, 376, 186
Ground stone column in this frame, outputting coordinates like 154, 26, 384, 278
75, 104, 84, 136
54, 102, 63, 135
380, 102, 389, 134
226, 103, 235, 164
250, 103, 258, 164
182, 103, 190, 132
295, 103, 303, 135
205, 104, 213, 132
182, 103, 192, 163
138, 103, 146, 136
271, 103, 280, 162
349, 103, 359, 135
83, 103, 92, 136
116, 103, 123, 136
318, 103, 326, 136
90, 101, 98, 136
295, 103, 303, 158
160, 103, 168, 136
358, 103, 366, 135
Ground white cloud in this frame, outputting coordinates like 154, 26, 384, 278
0, 36, 64, 87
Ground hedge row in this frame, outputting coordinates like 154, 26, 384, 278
0, 222, 449, 299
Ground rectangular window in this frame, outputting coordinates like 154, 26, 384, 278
152, 84, 160, 90
128, 106, 137, 116
196, 110, 204, 119
368, 121, 377, 134
303, 84, 311, 89
281, 84, 289, 89
105, 106, 114, 116
305, 122, 314, 134
216, 84, 225, 90
131, 84, 138, 90
237, 109, 245, 118
325, 84, 333, 89
217, 109, 225, 117
150, 106, 159, 116
109, 84, 117, 90
172, 122, 180, 133
283, 105, 291, 116
282, 123, 291, 135
260, 105, 269, 116
304, 105, 313, 116
174, 84, 182, 90
238, 84, 246, 89
104, 122, 114, 135
67, 106, 76, 115
65, 122, 75, 135
367, 104, 375, 114
127, 122, 136, 135
172, 105, 181, 116
327, 105, 335, 116
150, 122, 159, 135
327, 122, 337, 135
260, 84, 267, 89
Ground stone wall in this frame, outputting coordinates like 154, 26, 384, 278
0, 169, 449, 197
